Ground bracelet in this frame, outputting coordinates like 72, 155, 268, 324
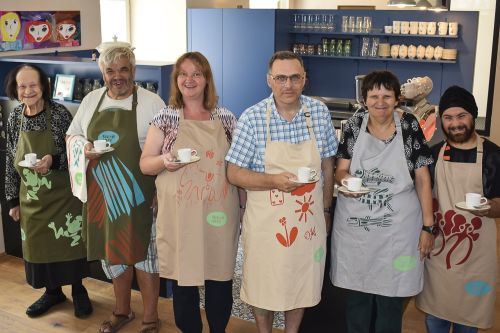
324, 208, 331, 214
240, 205, 246, 209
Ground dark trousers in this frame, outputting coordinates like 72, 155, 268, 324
346, 290, 403, 333
172, 279, 233, 333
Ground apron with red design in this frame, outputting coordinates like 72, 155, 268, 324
155, 110, 240, 286
416, 137, 497, 329
240, 100, 326, 311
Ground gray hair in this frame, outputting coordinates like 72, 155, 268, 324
98, 46, 136, 71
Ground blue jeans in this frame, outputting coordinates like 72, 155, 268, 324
426, 314, 478, 333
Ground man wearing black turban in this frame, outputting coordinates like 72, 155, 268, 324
416, 85, 500, 332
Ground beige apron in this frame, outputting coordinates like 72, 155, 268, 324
156, 110, 240, 286
416, 137, 497, 329
240, 100, 326, 311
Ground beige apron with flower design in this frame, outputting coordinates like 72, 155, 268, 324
240, 100, 326, 311
156, 110, 240, 286
416, 137, 497, 329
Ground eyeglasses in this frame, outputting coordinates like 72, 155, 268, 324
269, 73, 304, 85
178, 71, 204, 80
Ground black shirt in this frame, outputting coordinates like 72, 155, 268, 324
430, 138, 500, 199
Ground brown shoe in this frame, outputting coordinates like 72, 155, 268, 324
139, 319, 161, 333
99, 311, 135, 333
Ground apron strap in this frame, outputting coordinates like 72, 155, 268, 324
265, 97, 319, 144
95, 88, 138, 113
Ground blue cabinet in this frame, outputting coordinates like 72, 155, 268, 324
188, 9, 275, 117
189, 9, 479, 108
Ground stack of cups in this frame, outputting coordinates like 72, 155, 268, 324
378, 43, 391, 57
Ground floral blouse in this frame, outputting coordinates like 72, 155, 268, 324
336, 110, 434, 179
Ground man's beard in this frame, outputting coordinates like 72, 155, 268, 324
442, 120, 475, 144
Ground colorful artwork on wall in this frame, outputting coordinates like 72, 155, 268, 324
0, 11, 81, 52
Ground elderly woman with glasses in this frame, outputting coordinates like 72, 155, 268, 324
4, 64, 91, 319
140, 51, 245, 333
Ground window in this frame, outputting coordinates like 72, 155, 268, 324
100, 0, 130, 43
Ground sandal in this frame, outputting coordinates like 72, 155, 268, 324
99, 311, 135, 333
139, 319, 161, 333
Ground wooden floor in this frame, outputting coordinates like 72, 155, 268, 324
0, 220, 499, 333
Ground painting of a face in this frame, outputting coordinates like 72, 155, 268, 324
56, 22, 76, 40
26, 21, 52, 43
0, 12, 21, 42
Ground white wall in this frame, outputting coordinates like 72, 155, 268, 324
187, 0, 249, 7
0, 0, 101, 56
450, 0, 496, 117
130, 0, 187, 62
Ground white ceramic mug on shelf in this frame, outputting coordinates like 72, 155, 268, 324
399, 44, 408, 58
400, 21, 410, 34
392, 21, 401, 34
409, 21, 419, 35
448, 22, 458, 36
384, 25, 393, 33
416, 45, 426, 59
425, 45, 435, 60
427, 22, 437, 35
438, 21, 448, 35
408, 44, 417, 59
418, 21, 428, 35
434, 46, 443, 60
390, 44, 400, 58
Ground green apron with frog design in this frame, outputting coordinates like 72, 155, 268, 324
15, 105, 85, 263
83, 89, 155, 265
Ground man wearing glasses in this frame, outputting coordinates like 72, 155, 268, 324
226, 51, 337, 332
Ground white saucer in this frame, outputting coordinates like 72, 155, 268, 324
290, 174, 320, 184
173, 155, 201, 164
90, 147, 115, 154
18, 159, 41, 168
455, 201, 490, 212
338, 185, 372, 195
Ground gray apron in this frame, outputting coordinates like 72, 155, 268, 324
416, 137, 497, 329
331, 111, 423, 297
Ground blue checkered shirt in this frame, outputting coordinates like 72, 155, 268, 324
225, 94, 338, 172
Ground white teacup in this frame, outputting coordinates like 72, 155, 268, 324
298, 167, 317, 182
25, 153, 37, 166
384, 25, 393, 34
342, 177, 363, 192
409, 21, 419, 35
427, 22, 437, 35
438, 21, 448, 35
94, 139, 111, 152
392, 21, 401, 34
177, 148, 198, 163
448, 22, 458, 36
465, 193, 488, 208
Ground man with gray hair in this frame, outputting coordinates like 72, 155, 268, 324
67, 45, 165, 333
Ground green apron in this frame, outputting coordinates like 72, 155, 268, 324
83, 89, 155, 265
14, 105, 85, 263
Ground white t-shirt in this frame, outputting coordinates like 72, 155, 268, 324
66, 86, 166, 149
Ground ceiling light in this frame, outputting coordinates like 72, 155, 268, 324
387, 0, 417, 7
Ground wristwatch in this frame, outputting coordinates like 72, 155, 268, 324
421, 225, 435, 234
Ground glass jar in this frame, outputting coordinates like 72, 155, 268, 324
336, 39, 344, 56
329, 38, 336, 56
343, 39, 352, 57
